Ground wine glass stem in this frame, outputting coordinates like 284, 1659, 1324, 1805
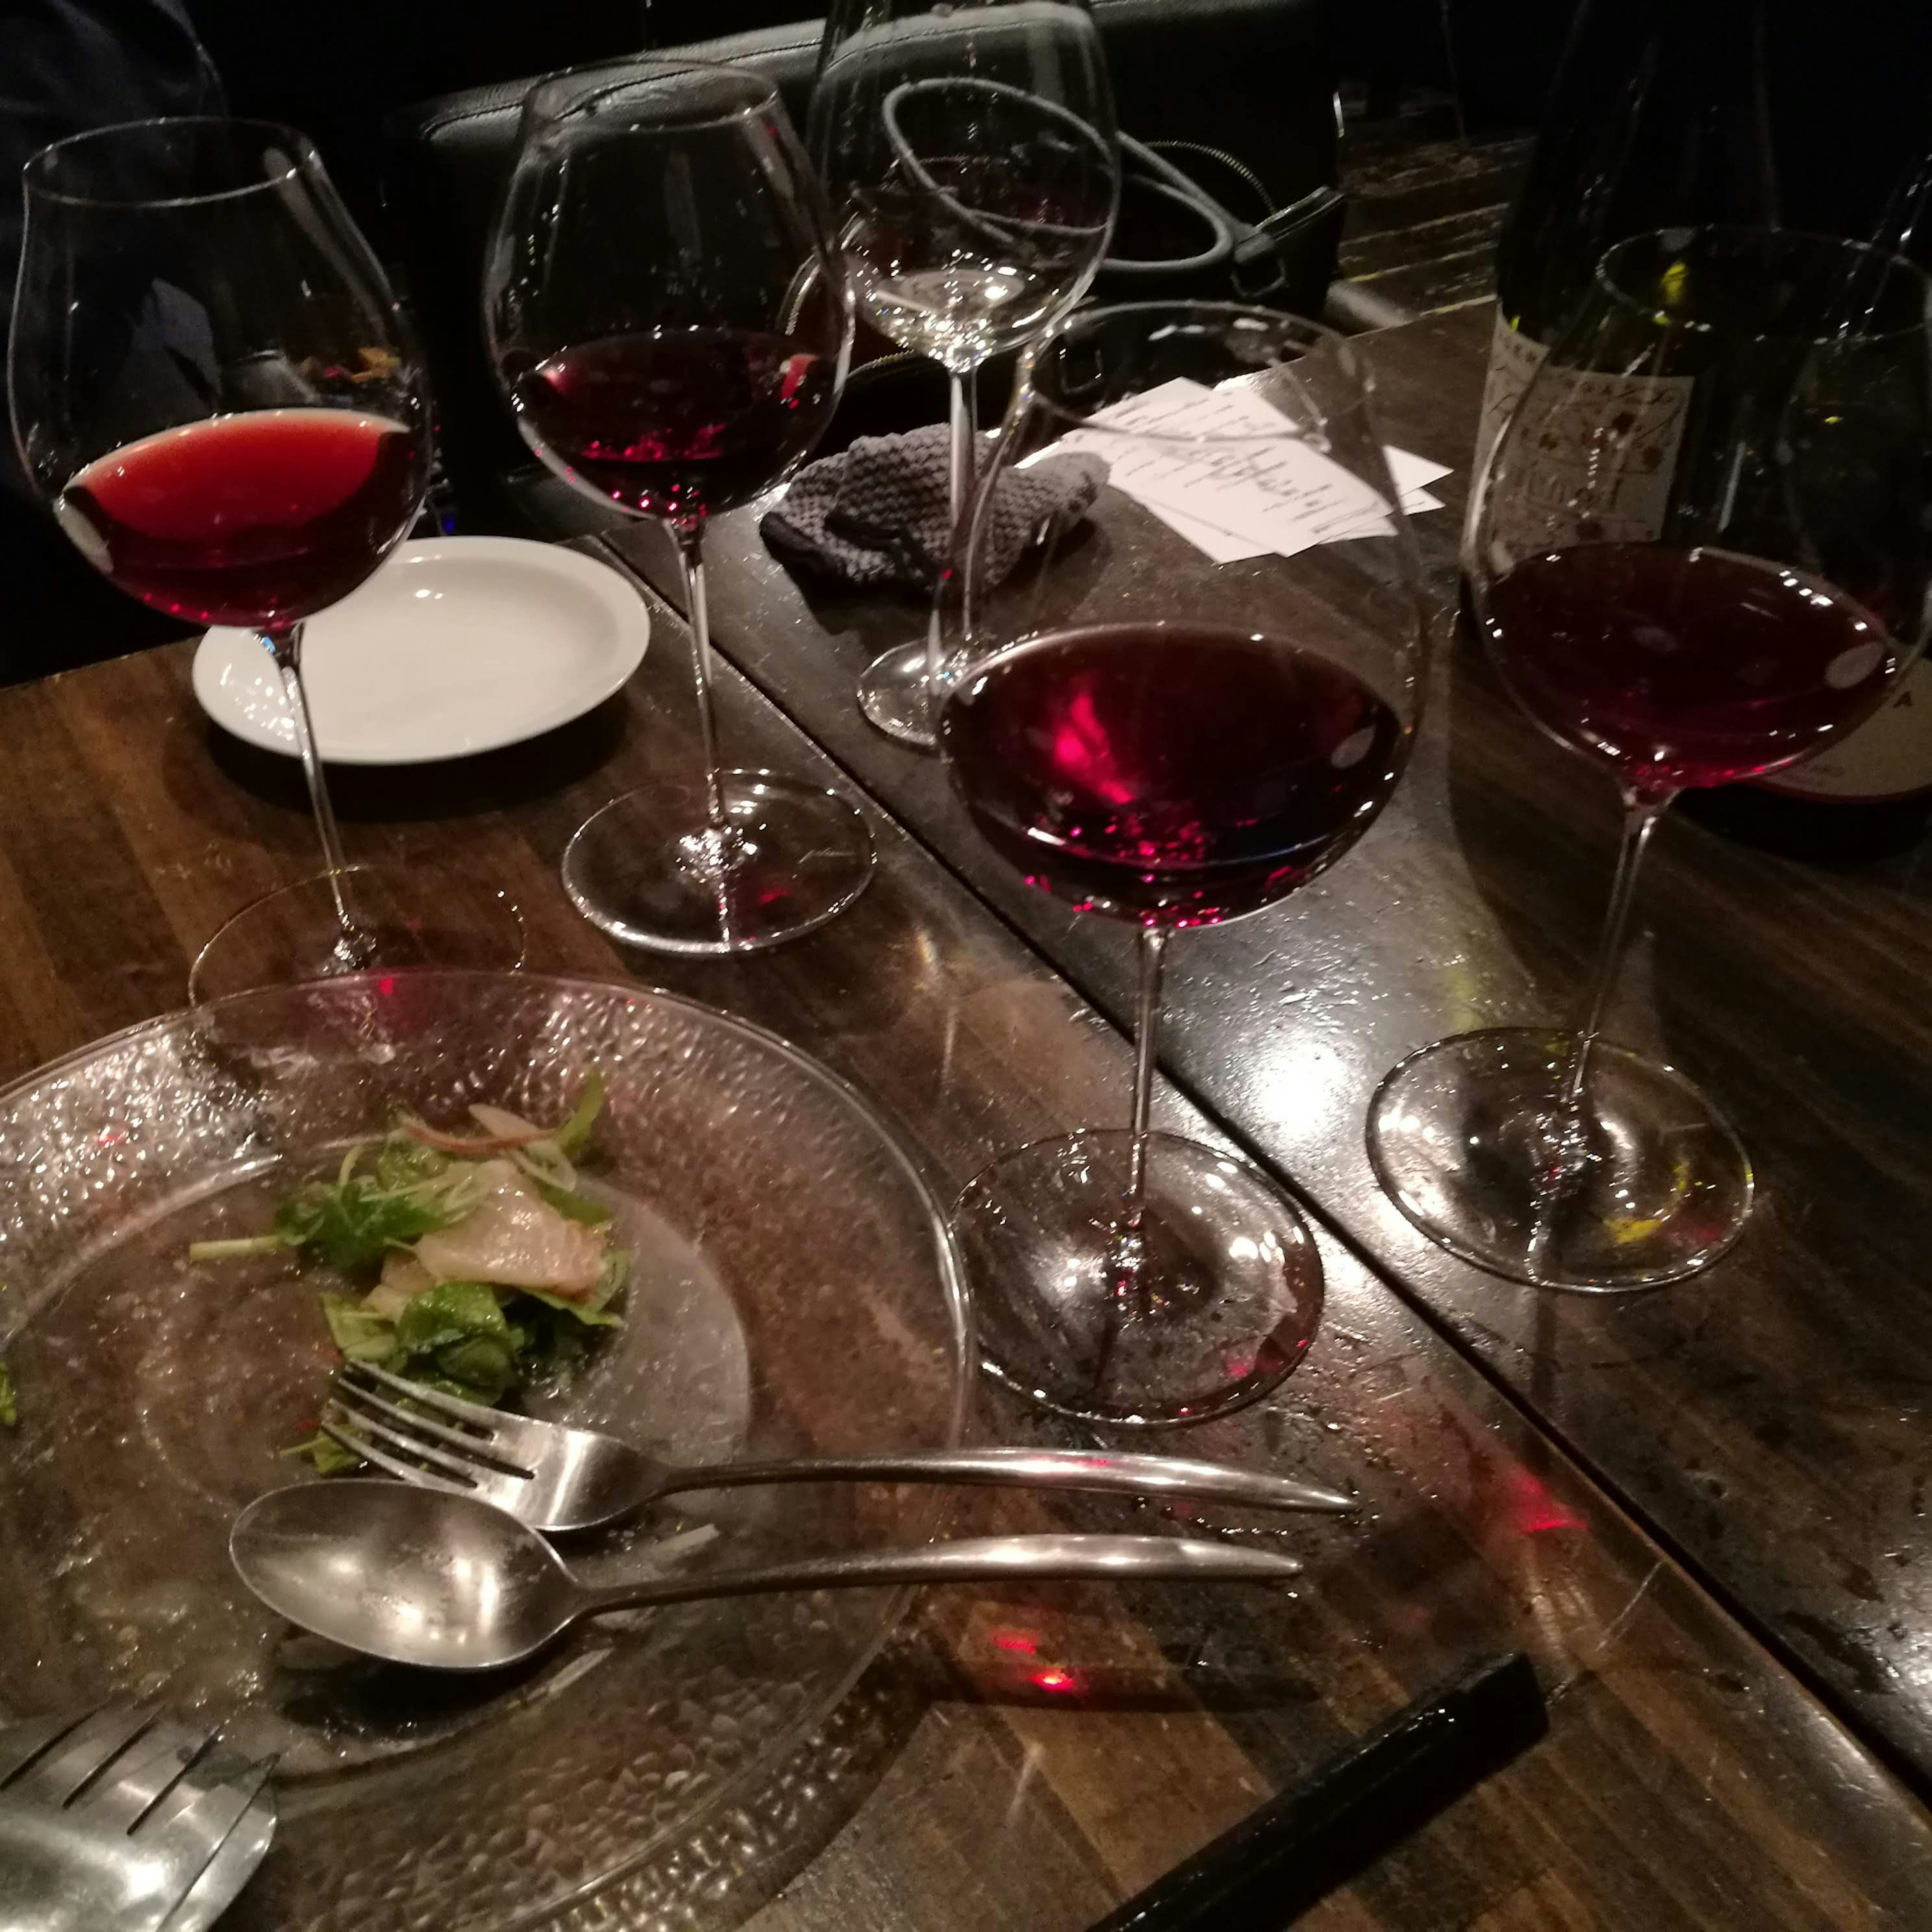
924, 369, 979, 728
1560, 788, 1674, 1112
672, 521, 728, 832
1125, 924, 1171, 1225
264, 624, 354, 931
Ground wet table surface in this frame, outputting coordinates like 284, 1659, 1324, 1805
573, 303, 1932, 1809
0, 492, 1929, 1927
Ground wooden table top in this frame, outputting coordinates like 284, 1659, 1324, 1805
581, 302, 1932, 1808
1, 523, 1929, 1926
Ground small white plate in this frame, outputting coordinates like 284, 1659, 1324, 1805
193, 537, 649, 764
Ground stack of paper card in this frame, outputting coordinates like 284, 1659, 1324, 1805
1050, 376, 1451, 566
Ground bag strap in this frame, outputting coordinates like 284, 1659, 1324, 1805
1106, 135, 1343, 300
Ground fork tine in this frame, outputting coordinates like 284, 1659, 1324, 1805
319, 1411, 481, 1494
342, 1357, 505, 1428
76, 1719, 219, 1831
330, 1373, 533, 1475
155, 1784, 278, 1932
140, 1757, 276, 1888
322, 1397, 495, 1485
0, 1706, 99, 1785
17, 1703, 158, 1805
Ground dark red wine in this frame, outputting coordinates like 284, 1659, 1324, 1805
1483, 544, 1895, 794
940, 623, 1406, 927
60, 410, 420, 629
510, 329, 837, 522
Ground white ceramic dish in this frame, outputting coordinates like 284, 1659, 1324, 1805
192, 537, 649, 764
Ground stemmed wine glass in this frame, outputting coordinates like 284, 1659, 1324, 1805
937, 302, 1432, 1424
811, 0, 1120, 747
1369, 226, 1932, 1291
7, 117, 524, 1000
488, 62, 872, 955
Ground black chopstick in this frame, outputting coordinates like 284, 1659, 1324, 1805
1086, 1652, 1549, 1932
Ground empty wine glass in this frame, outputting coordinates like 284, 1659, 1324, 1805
7, 117, 523, 999
1368, 226, 1932, 1290
488, 62, 872, 954
937, 302, 1432, 1424
811, 0, 1120, 747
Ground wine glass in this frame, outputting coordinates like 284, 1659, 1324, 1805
488, 62, 872, 955
936, 301, 1432, 1424
1369, 226, 1932, 1292
810, 0, 1120, 747
7, 117, 523, 1000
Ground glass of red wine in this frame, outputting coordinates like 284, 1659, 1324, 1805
487, 62, 872, 955
936, 302, 1431, 1424
810, 0, 1120, 747
8, 117, 523, 1000
1369, 226, 1932, 1291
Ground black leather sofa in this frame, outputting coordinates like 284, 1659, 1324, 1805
380, 0, 1343, 526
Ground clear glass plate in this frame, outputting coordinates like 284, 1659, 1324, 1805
0, 972, 969, 1929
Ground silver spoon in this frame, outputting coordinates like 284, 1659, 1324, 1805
231, 1480, 1303, 1671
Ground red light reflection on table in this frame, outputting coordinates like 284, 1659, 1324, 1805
1506, 1465, 1586, 1536
987, 1628, 1086, 1695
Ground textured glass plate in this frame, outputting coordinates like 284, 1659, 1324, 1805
0, 972, 968, 1930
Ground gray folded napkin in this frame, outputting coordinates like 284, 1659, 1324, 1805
761, 423, 1107, 592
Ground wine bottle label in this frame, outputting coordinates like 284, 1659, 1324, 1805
1470, 310, 1549, 502
1466, 307, 1694, 562
1761, 658, 1932, 803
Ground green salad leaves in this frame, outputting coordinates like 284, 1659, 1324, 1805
190, 1078, 625, 1473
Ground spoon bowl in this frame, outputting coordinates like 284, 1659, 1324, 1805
234, 1479, 580, 1669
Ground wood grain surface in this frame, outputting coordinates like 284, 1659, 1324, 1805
578, 304, 1932, 1812
0, 546, 1928, 1925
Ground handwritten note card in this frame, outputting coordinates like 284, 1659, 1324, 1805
1051, 377, 1449, 566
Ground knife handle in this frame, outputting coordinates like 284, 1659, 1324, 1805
1088, 1653, 1548, 1932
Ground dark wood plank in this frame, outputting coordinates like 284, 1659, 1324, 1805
575, 303, 1932, 1804
3, 568, 1929, 1926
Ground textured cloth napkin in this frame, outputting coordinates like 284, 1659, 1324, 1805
762, 423, 1107, 592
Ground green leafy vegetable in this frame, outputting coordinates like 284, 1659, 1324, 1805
319, 1293, 399, 1365
282, 1429, 362, 1475
273, 1171, 479, 1274
526, 1175, 612, 1227
517, 1284, 624, 1327
0, 1357, 16, 1428
195, 1079, 624, 1472
549, 1073, 605, 1157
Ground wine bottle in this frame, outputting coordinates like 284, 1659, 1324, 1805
1469, 0, 1780, 511
1683, 143, 1932, 860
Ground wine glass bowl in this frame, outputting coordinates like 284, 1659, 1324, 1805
938, 301, 1431, 1424
810, 0, 1120, 746
8, 117, 523, 995
1369, 225, 1932, 1291
487, 61, 873, 955
12, 119, 431, 617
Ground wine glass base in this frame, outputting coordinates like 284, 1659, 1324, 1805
1365, 1027, 1753, 1292
952, 1130, 1324, 1427
857, 640, 937, 750
561, 768, 874, 956
188, 864, 527, 1005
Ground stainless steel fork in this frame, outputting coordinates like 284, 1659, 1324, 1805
0, 1705, 276, 1932
324, 1357, 1357, 1533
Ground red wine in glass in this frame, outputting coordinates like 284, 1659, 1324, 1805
1482, 543, 1896, 793
58, 409, 421, 629
941, 621, 1406, 926
509, 328, 839, 522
